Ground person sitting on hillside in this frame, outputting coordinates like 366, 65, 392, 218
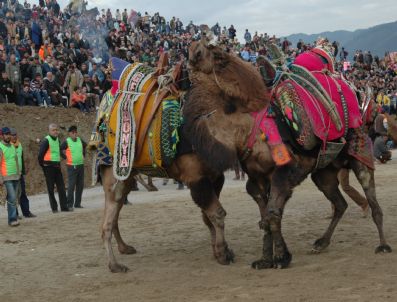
70, 86, 88, 113
0, 71, 14, 103
17, 84, 36, 106
43, 71, 67, 107
30, 73, 52, 107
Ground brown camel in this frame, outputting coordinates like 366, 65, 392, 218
184, 38, 391, 270
99, 57, 241, 272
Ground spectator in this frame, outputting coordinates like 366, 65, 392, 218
373, 134, 392, 163
43, 71, 67, 107
5, 53, 21, 101
244, 29, 251, 43
30, 73, 52, 107
17, 84, 35, 106
0, 71, 14, 103
64, 63, 83, 102
70, 86, 88, 112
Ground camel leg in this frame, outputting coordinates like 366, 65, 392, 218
135, 174, 158, 192
266, 164, 310, 269
113, 175, 138, 255
350, 158, 392, 253
101, 166, 134, 273
190, 176, 234, 265
311, 167, 348, 252
246, 177, 274, 269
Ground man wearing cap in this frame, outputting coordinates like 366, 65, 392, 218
10, 128, 36, 218
61, 126, 87, 209
38, 123, 69, 212
0, 127, 20, 226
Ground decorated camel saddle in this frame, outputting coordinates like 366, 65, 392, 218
89, 54, 185, 180
256, 39, 372, 169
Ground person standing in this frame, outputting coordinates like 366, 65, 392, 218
61, 126, 86, 209
0, 127, 20, 226
38, 124, 69, 213
10, 128, 36, 218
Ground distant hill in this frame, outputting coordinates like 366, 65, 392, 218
285, 21, 397, 59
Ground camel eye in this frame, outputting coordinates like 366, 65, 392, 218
195, 50, 202, 60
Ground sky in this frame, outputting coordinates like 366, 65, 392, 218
36, 0, 397, 40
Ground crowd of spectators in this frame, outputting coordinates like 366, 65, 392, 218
0, 0, 396, 115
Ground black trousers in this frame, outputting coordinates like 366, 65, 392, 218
42, 166, 68, 211
19, 175, 31, 216
67, 165, 84, 207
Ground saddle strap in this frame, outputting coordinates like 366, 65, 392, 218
136, 89, 170, 157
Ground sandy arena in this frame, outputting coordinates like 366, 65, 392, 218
1, 159, 397, 301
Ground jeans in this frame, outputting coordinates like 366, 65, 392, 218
32, 90, 51, 106
67, 165, 84, 208
4, 180, 19, 224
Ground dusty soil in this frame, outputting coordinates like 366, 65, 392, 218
0, 104, 96, 194
0, 158, 397, 302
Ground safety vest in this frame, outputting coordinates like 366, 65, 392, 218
44, 135, 60, 162
14, 141, 23, 171
65, 137, 84, 165
0, 142, 18, 177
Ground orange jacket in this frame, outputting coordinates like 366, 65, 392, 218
38, 45, 52, 61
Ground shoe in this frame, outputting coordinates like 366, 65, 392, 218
9, 220, 20, 227
52, 209, 59, 213
60, 208, 71, 212
74, 205, 83, 208
24, 213, 37, 218
18, 215, 23, 220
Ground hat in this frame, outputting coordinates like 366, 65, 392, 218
1, 127, 11, 134
68, 125, 77, 132
10, 128, 17, 135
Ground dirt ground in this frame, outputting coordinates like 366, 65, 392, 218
1, 153, 397, 302
0, 104, 96, 195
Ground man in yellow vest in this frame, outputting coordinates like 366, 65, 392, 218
0, 127, 20, 226
38, 123, 69, 213
10, 128, 36, 218
61, 125, 87, 209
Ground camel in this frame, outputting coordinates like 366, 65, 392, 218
97, 56, 239, 273
184, 37, 391, 269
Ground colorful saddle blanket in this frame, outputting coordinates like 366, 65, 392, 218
106, 58, 181, 179
292, 51, 362, 141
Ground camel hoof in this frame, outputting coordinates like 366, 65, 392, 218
375, 244, 392, 254
109, 263, 129, 273
273, 251, 292, 269
251, 259, 274, 270
216, 247, 235, 265
148, 186, 158, 192
312, 238, 330, 253
119, 245, 137, 255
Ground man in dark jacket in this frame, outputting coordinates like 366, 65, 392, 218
37, 124, 70, 212
43, 71, 67, 107
0, 71, 14, 103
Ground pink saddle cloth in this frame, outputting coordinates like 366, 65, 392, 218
293, 52, 362, 141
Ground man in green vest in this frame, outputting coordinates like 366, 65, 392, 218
0, 127, 20, 226
38, 123, 69, 213
10, 128, 36, 218
61, 125, 87, 209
